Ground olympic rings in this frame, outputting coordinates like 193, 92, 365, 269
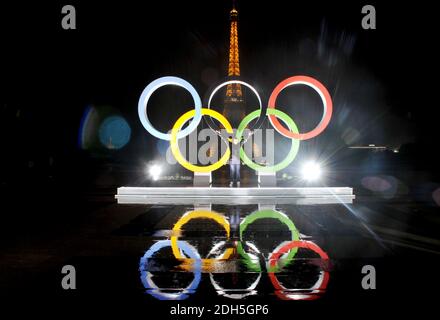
268, 75, 333, 140
236, 108, 300, 173
170, 210, 234, 269
268, 240, 330, 301
139, 240, 202, 300
138, 76, 202, 141
139, 75, 333, 173
237, 209, 300, 272
170, 108, 233, 173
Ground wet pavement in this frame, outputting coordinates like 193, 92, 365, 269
1, 183, 439, 316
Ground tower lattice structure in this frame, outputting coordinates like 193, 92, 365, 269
225, 3, 243, 104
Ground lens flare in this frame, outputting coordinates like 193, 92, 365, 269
98, 116, 131, 150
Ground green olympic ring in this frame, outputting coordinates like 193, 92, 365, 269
236, 108, 300, 173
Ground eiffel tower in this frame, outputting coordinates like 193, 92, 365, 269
223, 0, 246, 128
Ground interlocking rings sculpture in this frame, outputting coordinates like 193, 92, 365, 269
139, 209, 330, 301
138, 75, 333, 173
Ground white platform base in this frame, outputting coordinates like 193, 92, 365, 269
115, 187, 355, 205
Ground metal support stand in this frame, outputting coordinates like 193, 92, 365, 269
193, 172, 212, 187
257, 171, 276, 187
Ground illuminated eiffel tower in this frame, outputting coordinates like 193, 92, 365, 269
223, 0, 246, 127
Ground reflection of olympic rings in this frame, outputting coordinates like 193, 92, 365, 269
268, 75, 333, 140
236, 241, 263, 272
207, 240, 262, 299
237, 209, 300, 272
140, 210, 330, 301
139, 240, 202, 300
209, 272, 262, 300
268, 240, 330, 301
170, 108, 233, 173
138, 76, 202, 141
139, 75, 332, 173
170, 210, 234, 268
236, 109, 300, 173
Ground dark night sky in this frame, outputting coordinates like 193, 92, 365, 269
1, 0, 439, 184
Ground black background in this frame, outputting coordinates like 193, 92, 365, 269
1, 0, 439, 317
1, 0, 439, 182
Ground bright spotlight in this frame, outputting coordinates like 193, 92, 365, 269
148, 164, 162, 181
301, 161, 322, 181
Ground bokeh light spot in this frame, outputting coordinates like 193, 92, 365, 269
99, 116, 131, 149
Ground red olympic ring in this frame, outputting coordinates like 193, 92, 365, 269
268, 75, 333, 140
268, 240, 330, 301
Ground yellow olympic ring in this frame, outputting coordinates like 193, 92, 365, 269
171, 210, 234, 269
170, 108, 233, 173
